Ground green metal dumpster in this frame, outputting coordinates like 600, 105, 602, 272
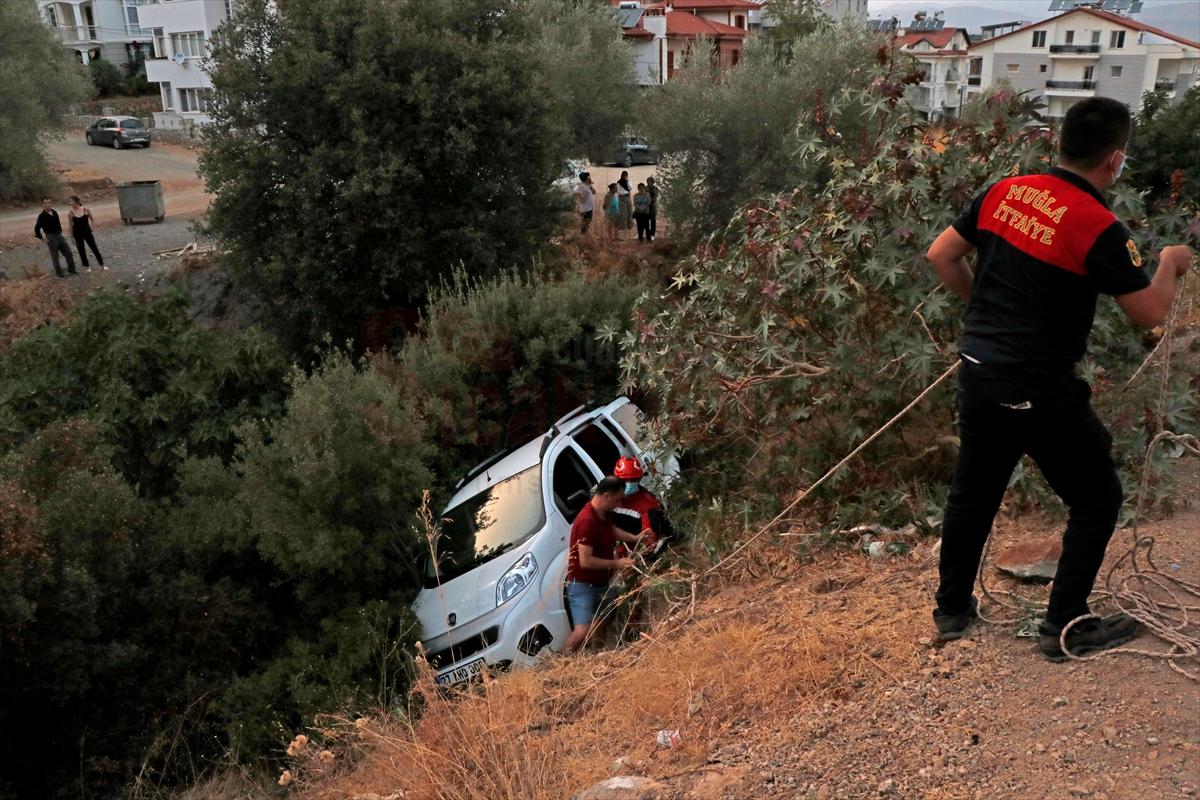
115, 180, 166, 224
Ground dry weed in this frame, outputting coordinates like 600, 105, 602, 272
0, 273, 80, 348
284, 541, 929, 800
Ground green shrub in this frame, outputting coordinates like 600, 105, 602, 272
623, 73, 1199, 531
0, 1, 92, 203
0, 290, 288, 497
398, 267, 647, 483
638, 19, 884, 243
88, 58, 124, 97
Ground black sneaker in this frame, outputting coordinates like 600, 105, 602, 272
1038, 613, 1141, 662
933, 596, 979, 641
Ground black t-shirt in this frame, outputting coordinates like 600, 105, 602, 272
952, 167, 1150, 375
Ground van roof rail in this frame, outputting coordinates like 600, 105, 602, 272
455, 449, 511, 489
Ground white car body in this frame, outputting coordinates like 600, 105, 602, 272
411, 397, 676, 686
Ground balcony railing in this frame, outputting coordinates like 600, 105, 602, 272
967, 75, 981, 86
1155, 78, 1177, 91
1049, 43, 1101, 54
54, 25, 100, 43
1046, 79, 1096, 90
945, 70, 961, 82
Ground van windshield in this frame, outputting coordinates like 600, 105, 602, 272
120, 119, 144, 129
425, 465, 545, 587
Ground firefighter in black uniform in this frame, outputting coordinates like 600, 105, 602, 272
925, 97, 1193, 661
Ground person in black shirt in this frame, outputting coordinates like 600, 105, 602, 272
925, 97, 1193, 661
33, 198, 78, 278
68, 195, 106, 272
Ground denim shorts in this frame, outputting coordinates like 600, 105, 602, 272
567, 580, 616, 626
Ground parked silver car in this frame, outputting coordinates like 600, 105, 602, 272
609, 136, 658, 167
85, 117, 152, 150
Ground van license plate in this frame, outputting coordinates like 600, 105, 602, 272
436, 657, 485, 686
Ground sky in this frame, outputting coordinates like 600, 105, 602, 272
870, 0, 1186, 14
865, 0, 1200, 38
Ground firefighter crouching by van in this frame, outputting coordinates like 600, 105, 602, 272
610, 456, 676, 641
612, 456, 676, 558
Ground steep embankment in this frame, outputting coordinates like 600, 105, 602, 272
268, 491, 1200, 800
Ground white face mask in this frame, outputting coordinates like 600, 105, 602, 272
623, 482, 639, 496
1112, 151, 1127, 181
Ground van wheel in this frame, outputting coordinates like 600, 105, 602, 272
85, 133, 94, 146
112, 138, 122, 150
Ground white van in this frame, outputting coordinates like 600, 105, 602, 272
411, 397, 674, 686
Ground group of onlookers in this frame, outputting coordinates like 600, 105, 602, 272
573, 171, 658, 244
33, 196, 108, 277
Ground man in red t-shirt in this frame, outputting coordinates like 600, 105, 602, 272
565, 477, 645, 653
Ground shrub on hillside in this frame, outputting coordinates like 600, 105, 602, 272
88, 58, 125, 97
638, 20, 884, 243
200, 0, 636, 357
1129, 86, 1200, 210
622, 72, 1199, 529
0, 2, 92, 203
397, 267, 647, 483
0, 291, 288, 497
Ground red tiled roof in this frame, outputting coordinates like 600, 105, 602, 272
614, 0, 758, 8
623, 24, 655, 40
666, 11, 747, 38
895, 28, 968, 50
970, 7, 1200, 51
668, 0, 759, 9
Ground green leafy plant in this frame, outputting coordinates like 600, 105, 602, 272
622, 69, 1199, 532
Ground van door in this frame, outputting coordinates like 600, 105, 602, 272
550, 445, 601, 524
571, 421, 626, 478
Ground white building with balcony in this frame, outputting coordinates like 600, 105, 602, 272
896, 26, 971, 120
965, 6, 1199, 121
37, 0, 153, 68
139, 0, 236, 129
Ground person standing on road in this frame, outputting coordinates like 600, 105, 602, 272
564, 477, 645, 653
602, 183, 621, 243
33, 198, 78, 278
646, 176, 659, 240
633, 183, 652, 243
573, 172, 596, 236
617, 171, 633, 233
925, 97, 1194, 661
68, 196, 107, 272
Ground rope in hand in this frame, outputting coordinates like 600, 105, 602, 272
975, 272, 1200, 680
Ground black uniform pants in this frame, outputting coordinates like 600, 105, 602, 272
74, 230, 103, 267
936, 361, 1123, 628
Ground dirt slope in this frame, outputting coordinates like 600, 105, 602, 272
274, 490, 1199, 800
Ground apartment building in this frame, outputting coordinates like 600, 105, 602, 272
896, 26, 971, 120
617, 1, 751, 84
139, 0, 236, 129
37, 0, 153, 68
965, 6, 1200, 121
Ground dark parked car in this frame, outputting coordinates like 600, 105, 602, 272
609, 136, 658, 167
85, 116, 152, 150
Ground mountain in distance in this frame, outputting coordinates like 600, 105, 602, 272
870, 1, 1199, 41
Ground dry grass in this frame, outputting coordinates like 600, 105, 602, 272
0, 273, 80, 348
280, 539, 931, 800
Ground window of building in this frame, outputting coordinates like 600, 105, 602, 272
178, 88, 213, 113
1040, 64, 1048, 73
1111, 30, 1125, 48
1065, 30, 1075, 44
1007, 64, 1019, 73
171, 32, 207, 59
1032, 31, 1046, 47
152, 28, 166, 58
968, 57, 983, 76
735, 14, 744, 28
1111, 65, 1123, 77
1091, 31, 1102, 44
731, 48, 740, 66
161, 81, 173, 110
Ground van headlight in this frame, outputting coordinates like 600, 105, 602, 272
496, 553, 538, 607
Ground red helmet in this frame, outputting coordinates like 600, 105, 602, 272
614, 456, 645, 481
